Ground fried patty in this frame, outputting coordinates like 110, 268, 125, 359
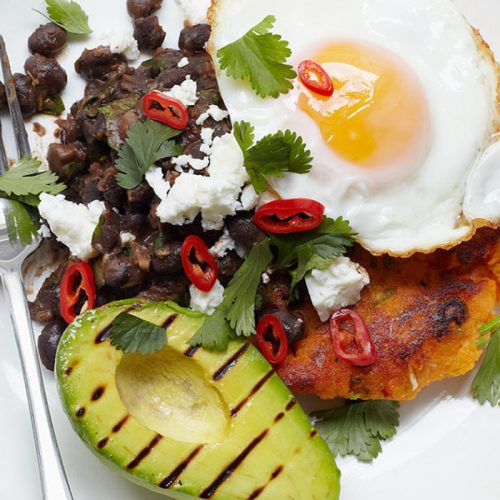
277, 228, 500, 401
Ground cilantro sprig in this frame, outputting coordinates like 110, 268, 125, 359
3, 200, 39, 245
116, 119, 183, 190
35, 0, 92, 35
217, 15, 296, 98
234, 121, 313, 194
110, 312, 168, 355
472, 323, 500, 407
312, 401, 400, 463
189, 240, 273, 351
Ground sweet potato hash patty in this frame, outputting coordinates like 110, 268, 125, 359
278, 228, 500, 401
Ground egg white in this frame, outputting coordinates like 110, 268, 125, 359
209, 0, 500, 256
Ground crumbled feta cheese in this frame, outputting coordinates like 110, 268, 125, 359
163, 77, 198, 106
240, 184, 259, 211
101, 28, 140, 61
156, 132, 248, 230
210, 229, 236, 258
199, 127, 214, 155
38, 194, 105, 260
120, 232, 135, 245
172, 154, 208, 171
38, 223, 51, 239
145, 167, 170, 201
305, 257, 370, 322
189, 280, 224, 315
178, 57, 189, 68
175, 0, 210, 24
196, 105, 229, 125
189, 157, 209, 171
262, 272, 271, 284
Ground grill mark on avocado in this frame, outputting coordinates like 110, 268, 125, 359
273, 412, 285, 423
112, 415, 130, 433
230, 370, 274, 417
184, 345, 199, 357
64, 366, 73, 377
91, 386, 105, 401
97, 437, 108, 449
75, 407, 85, 417
200, 430, 269, 498
247, 465, 285, 499
94, 304, 142, 344
162, 313, 178, 329
158, 445, 204, 489
212, 343, 250, 381
127, 434, 163, 470
285, 399, 296, 411
310, 429, 318, 438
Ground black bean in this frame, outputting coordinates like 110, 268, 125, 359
38, 320, 67, 371
93, 209, 120, 254
152, 241, 183, 275
121, 213, 149, 234
176, 216, 222, 247
75, 46, 127, 81
217, 250, 243, 286
133, 15, 166, 51
24, 54, 67, 96
28, 23, 67, 58
13, 73, 37, 117
156, 67, 190, 89
47, 142, 87, 181
178, 24, 211, 52
127, 0, 162, 19
127, 182, 154, 212
226, 212, 267, 248
103, 255, 144, 288
261, 308, 305, 345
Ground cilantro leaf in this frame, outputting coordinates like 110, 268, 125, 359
0, 156, 65, 198
217, 15, 296, 98
99, 97, 139, 150
115, 119, 183, 189
2, 200, 39, 245
313, 400, 400, 463
472, 328, 500, 406
224, 239, 273, 336
189, 308, 234, 352
110, 312, 167, 355
234, 121, 313, 194
35, 0, 92, 35
270, 216, 356, 290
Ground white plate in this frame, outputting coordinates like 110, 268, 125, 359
0, 1, 499, 499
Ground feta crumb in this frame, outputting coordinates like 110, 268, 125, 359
163, 77, 198, 106
172, 155, 192, 168
195, 105, 229, 125
145, 167, 170, 201
39, 194, 105, 260
120, 232, 135, 245
156, 132, 249, 230
175, 0, 210, 24
190, 280, 224, 315
199, 127, 214, 155
262, 272, 271, 284
189, 157, 209, 171
178, 57, 189, 68
101, 28, 140, 61
172, 154, 208, 171
38, 223, 51, 239
240, 184, 259, 211
305, 257, 370, 322
210, 229, 236, 258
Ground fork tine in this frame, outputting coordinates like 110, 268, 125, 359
0, 35, 31, 159
0, 120, 7, 174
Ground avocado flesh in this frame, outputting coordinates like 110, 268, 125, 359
56, 300, 340, 499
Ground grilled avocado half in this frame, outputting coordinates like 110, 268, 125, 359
56, 299, 340, 499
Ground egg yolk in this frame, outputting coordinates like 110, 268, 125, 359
298, 41, 431, 169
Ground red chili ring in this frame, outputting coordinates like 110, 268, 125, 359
253, 198, 325, 234
181, 235, 218, 292
256, 314, 289, 365
143, 90, 189, 130
59, 262, 96, 324
329, 309, 376, 367
298, 60, 334, 97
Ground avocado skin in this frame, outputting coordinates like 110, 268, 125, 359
56, 299, 340, 499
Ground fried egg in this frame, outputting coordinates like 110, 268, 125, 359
209, 0, 500, 256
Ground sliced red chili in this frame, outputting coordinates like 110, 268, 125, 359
298, 60, 334, 97
256, 315, 289, 365
181, 235, 218, 292
329, 309, 376, 367
142, 90, 189, 130
253, 198, 325, 234
59, 262, 96, 324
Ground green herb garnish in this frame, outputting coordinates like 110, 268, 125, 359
217, 15, 296, 98
312, 400, 400, 463
110, 312, 168, 355
3, 200, 39, 245
472, 326, 500, 406
35, 0, 92, 35
115, 119, 183, 189
234, 120, 313, 194
189, 240, 273, 350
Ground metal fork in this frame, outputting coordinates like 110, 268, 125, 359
0, 36, 73, 500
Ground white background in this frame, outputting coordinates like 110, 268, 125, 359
0, 1, 499, 499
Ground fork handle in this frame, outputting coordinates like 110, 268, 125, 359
1, 269, 73, 500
